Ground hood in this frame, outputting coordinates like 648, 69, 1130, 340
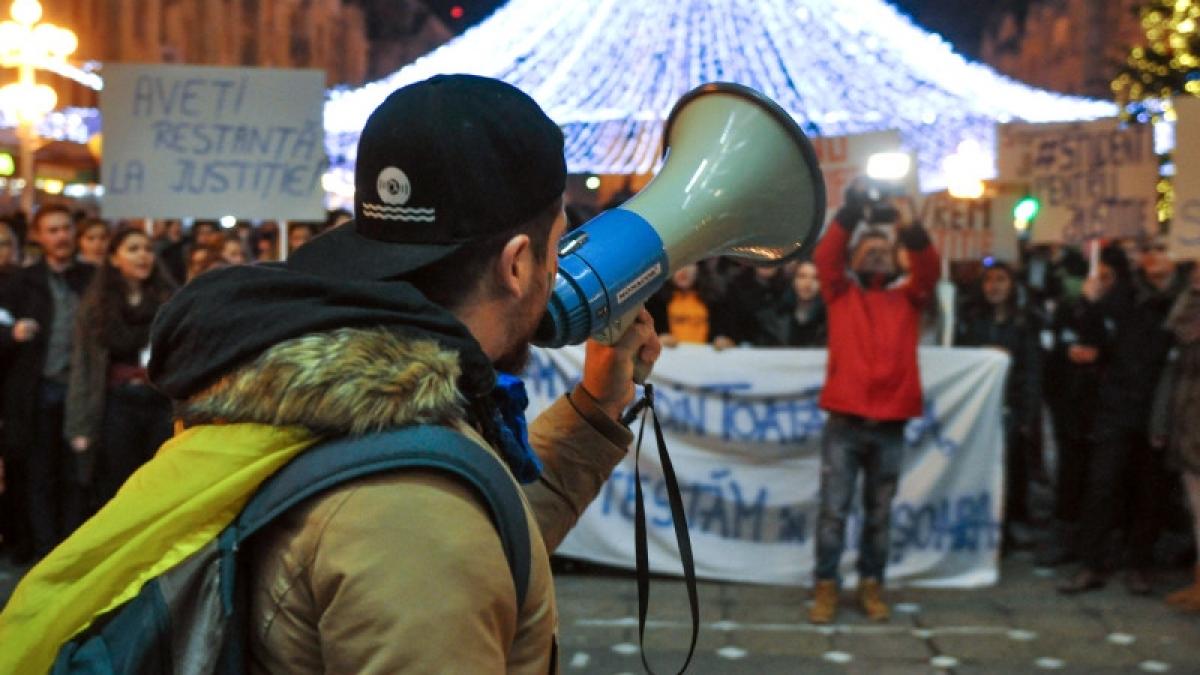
177, 327, 468, 436
150, 263, 496, 404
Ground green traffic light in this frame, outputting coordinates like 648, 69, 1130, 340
1013, 196, 1039, 222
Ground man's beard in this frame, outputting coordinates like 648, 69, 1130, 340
494, 341, 533, 375
493, 267, 552, 375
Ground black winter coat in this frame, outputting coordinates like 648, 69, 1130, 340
0, 260, 94, 459
1092, 271, 1188, 430
955, 305, 1043, 430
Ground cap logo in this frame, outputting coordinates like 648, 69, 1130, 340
364, 165, 434, 222
376, 167, 412, 205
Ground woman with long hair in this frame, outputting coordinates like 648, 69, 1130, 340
65, 228, 176, 507
645, 262, 736, 349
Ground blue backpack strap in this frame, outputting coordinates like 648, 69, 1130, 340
234, 424, 531, 607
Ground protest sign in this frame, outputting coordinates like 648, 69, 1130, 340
996, 119, 1158, 245
1171, 97, 1200, 261
525, 345, 1007, 588
100, 64, 326, 220
813, 130, 916, 217
920, 187, 1021, 262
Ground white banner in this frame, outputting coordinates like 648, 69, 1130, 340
996, 119, 1158, 245
524, 346, 1008, 588
100, 64, 327, 220
1171, 97, 1200, 261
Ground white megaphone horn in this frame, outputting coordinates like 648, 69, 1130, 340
534, 82, 827, 348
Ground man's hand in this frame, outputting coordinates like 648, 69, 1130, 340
581, 309, 662, 420
891, 196, 917, 230
712, 335, 736, 351
12, 318, 38, 343
70, 436, 90, 453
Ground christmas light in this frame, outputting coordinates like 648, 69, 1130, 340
324, 0, 1115, 191
1112, 0, 1198, 224
1115, 0, 1200, 107
0, 0, 1123, 202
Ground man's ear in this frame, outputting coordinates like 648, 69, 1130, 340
495, 233, 533, 298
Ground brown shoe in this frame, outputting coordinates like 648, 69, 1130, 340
856, 578, 890, 621
1165, 566, 1200, 612
1057, 568, 1106, 595
808, 580, 838, 624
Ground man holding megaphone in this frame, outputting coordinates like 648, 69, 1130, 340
808, 180, 941, 624
1, 74, 663, 674
4, 72, 833, 673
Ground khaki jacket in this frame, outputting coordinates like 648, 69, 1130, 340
176, 328, 630, 673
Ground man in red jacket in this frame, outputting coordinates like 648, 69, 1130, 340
808, 184, 940, 624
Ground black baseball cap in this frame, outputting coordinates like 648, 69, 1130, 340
289, 74, 566, 280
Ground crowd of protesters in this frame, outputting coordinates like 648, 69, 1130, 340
1, 195, 1199, 614
625, 189, 1200, 612
0, 206, 349, 565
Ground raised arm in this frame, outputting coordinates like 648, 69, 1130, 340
896, 223, 940, 307
813, 208, 858, 301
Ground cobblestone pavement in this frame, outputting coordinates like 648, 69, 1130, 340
551, 553, 1199, 675
3, 552, 1196, 673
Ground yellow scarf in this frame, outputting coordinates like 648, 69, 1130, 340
0, 423, 318, 674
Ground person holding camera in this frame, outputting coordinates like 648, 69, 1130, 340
808, 180, 940, 624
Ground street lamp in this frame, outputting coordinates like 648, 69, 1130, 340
0, 0, 77, 216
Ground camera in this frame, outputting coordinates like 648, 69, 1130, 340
846, 177, 904, 224
865, 179, 903, 224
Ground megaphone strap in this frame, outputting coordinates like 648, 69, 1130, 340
631, 384, 700, 674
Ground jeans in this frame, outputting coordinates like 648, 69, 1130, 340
26, 380, 86, 556
814, 413, 905, 582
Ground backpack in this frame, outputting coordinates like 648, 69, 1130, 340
50, 425, 531, 675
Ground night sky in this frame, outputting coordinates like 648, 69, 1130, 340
421, 0, 1032, 59
888, 0, 1032, 58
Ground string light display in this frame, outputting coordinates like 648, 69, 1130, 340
0, 0, 1122, 202
325, 0, 1115, 192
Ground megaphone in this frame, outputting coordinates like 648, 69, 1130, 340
534, 82, 827, 348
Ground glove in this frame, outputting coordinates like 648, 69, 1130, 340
833, 203, 864, 233
835, 180, 870, 231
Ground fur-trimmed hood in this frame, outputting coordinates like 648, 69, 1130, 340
178, 328, 469, 436
150, 263, 496, 405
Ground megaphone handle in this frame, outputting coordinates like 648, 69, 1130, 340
593, 304, 656, 384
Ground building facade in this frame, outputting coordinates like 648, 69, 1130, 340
41, 0, 371, 106
980, 0, 1143, 98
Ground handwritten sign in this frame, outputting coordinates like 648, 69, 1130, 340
1171, 97, 1200, 261
812, 130, 916, 218
996, 119, 1158, 245
100, 64, 327, 220
920, 185, 1021, 262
